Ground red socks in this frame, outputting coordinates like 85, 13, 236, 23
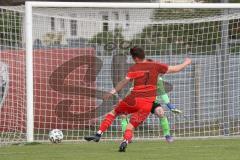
124, 129, 133, 142
98, 113, 133, 143
99, 114, 116, 132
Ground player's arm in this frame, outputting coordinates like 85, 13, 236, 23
114, 78, 130, 92
166, 58, 191, 74
103, 78, 130, 100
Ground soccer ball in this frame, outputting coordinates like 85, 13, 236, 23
48, 129, 63, 143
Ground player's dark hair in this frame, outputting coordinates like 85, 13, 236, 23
130, 46, 145, 60
146, 59, 153, 62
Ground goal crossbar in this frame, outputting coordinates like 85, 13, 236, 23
26, 2, 240, 9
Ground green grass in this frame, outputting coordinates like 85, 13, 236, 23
0, 139, 239, 160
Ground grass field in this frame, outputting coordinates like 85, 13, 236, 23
0, 138, 239, 160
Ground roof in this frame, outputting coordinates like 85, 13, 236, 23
0, 0, 151, 6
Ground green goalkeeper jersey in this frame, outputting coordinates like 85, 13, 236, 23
127, 77, 167, 104
155, 77, 169, 104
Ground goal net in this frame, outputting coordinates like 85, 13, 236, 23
0, 2, 240, 144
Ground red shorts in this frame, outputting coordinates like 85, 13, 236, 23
114, 95, 155, 128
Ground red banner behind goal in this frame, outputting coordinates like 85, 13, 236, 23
0, 48, 97, 133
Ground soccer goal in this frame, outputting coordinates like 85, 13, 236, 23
0, 2, 240, 145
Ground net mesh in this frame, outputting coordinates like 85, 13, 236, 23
0, 7, 25, 145
0, 5, 240, 144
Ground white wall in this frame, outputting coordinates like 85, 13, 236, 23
29, 8, 152, 46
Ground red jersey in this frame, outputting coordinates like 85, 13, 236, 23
126, 61, 168, 97
113, 61, 168, 127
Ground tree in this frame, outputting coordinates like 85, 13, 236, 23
0, 8, 22, 48
89, 28, 125, 55
197, 0, 239, 2
130, 8, 222, 55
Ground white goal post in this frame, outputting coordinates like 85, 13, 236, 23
1, 1, 240, 145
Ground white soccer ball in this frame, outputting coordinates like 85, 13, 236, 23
48, 129, 63, 143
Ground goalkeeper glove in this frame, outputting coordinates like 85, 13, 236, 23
166, 103, 182, 114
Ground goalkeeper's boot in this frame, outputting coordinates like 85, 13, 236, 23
84, 133, 101, 142
119, 141, 128, 152
166, 103, 182, 114
165, 135, 174, 143
171, 108, 182, 114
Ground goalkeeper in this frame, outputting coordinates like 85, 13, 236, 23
121, 77, 181, 143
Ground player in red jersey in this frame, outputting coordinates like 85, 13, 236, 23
84, 46, 192, 152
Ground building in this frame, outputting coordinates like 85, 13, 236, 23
30, 6, 153, 47
15, 0, 197, 47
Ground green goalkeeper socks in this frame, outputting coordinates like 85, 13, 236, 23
160, 117, 170, 136
121, 118, 128, 133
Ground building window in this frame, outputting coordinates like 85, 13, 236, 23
113, 11, 119, 29
113, 12, 119, 20
125, 13, 130, 29
102, 14, 109, 32
103, 22, 108, 32
60, 18, 65, 30
70, 20, 77, 36
51, 17, 55, 31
